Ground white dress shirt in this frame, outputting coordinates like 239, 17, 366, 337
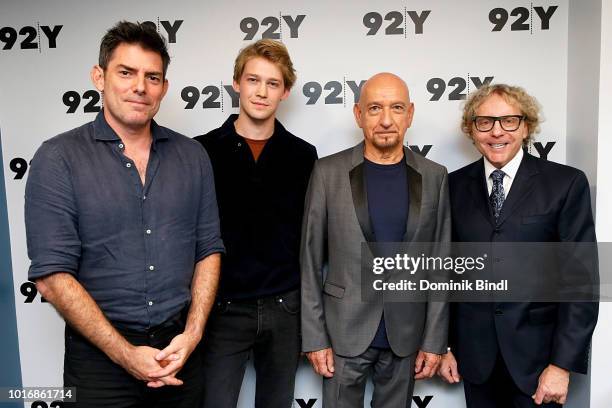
483, 147, 523, 196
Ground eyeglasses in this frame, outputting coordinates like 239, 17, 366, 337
472, 115, 525, 132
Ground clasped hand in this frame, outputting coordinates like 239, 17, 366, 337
122, 333, 198, 388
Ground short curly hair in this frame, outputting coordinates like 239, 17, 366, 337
233, 39, 296, 89
461, 84, 542, 145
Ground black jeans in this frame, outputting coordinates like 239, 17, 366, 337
63, 316, 202, 408
200, 288, 301, 408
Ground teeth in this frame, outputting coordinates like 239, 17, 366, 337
490, 143, 505, 149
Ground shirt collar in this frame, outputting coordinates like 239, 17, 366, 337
92, 110, 168, 148
483, 147, 523, 181
220, 113, 287, 141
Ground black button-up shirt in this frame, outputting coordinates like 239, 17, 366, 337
26, 112, 224, 330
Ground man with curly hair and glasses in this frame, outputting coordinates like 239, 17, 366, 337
439, 84, 598, 408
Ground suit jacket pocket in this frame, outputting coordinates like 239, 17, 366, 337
528, 305, 557, 325
323, 282, 345, 299
522, 213, 555, 224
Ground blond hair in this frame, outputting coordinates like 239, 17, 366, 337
233, 39, 296, 89
461, 84, 542, 144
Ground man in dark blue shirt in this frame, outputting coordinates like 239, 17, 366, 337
364, 158, 409, 350
25, 21, 224, 407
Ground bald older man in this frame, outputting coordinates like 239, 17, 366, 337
301, 73, 451, 407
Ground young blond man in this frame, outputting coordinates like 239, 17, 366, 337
194, 40, 317, 408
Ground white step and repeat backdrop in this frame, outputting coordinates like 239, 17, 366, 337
1, 1, 584, 407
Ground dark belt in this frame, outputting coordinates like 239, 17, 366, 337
66, 305, 188, 344
218, 287, 299, 304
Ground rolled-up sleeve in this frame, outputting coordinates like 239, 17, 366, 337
26, 141, 81, 280
194, 144, 224, 262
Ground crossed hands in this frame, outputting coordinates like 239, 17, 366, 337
414, 350, 442, 380
120, 332, 199, 388
305, 347, 441, 380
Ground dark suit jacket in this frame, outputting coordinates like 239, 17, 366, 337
448, 152, 598, 395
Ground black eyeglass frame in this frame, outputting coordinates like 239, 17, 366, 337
472, 115, 525, 132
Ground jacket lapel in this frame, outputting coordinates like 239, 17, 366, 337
349, 143, 375, 242
496, 153, 539, 226
348, 144, 424, 243
468, 158, 495, 228
349, 163, 376, 242
403, 148, 422, 242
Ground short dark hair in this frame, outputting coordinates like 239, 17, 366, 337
99, 21, 170, 78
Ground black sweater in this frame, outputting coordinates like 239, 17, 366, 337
194, 115, 317, 300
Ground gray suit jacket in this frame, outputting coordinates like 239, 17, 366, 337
300, 142, 451, 358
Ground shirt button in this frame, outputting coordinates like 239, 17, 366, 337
148, 301, 154, 306
126, 163, 132, 168
237, 142, 242, 147
118, 143, 124, 149
149, 265, 155, 271
146, 229, 152, 235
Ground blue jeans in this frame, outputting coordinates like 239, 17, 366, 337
200, 288, 301, 408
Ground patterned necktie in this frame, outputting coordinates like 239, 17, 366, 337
489, 169, 505, 221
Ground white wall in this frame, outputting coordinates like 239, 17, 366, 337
1, 1, 604, 406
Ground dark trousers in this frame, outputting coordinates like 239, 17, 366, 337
463, 353, 561, 408
323, 348, 416, 408
200, 289, 301, 408
63, 318, 202, 408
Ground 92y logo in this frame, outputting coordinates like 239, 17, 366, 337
21, 280, 48, 303
489, 5, 558, 32
302, 79, 365, 106
427, 75, 494, 101
293, 395, 434, 407
9, 157, 29, 180
141, 19, 183, 43
363, 10, 430, 36
0, 24, 62, 51
30, 400, 63, 408
240, 15, 305, 40
181, 84, 238, 111
63, 90, 102, 114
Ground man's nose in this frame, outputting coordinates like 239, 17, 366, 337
133, 74, 146, 94
380, 108, 393, 127
256, 81, 267, 98
491, 120, 504, 136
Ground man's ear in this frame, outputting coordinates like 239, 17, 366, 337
281, 86, 290, 101
353, 103, 363, 129
161, 78, 169, 99
406, 102, 415, 128
91, 65, 105, 92
232, 79, 240, 94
